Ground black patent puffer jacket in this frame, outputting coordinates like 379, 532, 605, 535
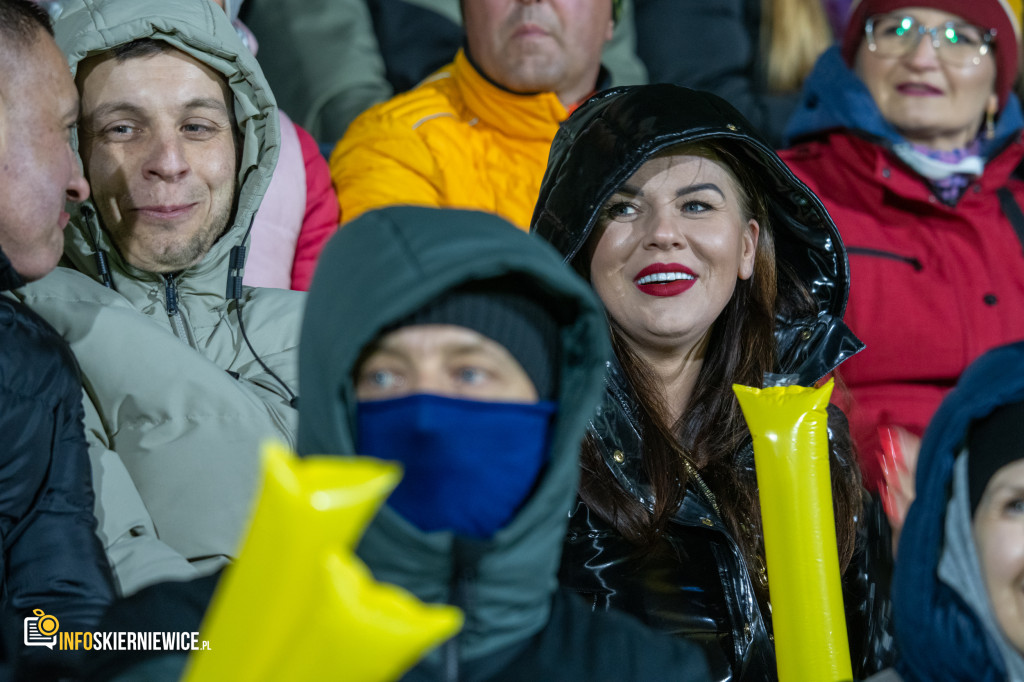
532, 84, 896, 680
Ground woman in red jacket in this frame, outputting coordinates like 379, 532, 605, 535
780, 0, 1024, 528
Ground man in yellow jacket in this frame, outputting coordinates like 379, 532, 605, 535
331, 0, 620, 230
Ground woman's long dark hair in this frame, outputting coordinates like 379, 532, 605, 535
575, 141, 861, 605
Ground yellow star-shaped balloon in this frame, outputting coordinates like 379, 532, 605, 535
183, 441, 464, 682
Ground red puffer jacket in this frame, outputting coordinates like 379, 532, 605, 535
781, 132, 1024, 492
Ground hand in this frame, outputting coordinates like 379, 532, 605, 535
877, 424, 921, 545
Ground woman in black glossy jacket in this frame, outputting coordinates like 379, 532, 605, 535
531, 84, 894, 681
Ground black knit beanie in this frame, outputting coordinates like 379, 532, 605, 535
968, 398, 1024, 515
388, 282, 560, 400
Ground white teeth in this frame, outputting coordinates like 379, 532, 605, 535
637, 272, 695, 285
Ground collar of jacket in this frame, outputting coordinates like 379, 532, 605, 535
589, 359, 727, 527
590, 329, 852, 530
784, 46, 1024, 158
0, 247, 25, 292
809, 131, 1024, 208
54, 0, 280, 302
453, 49, 568, 143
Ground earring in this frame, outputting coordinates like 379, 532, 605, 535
986, 109, 996, 140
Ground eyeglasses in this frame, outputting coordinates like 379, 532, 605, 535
864, 14, 995, 67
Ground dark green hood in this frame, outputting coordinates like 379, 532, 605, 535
297, 206, 610, 663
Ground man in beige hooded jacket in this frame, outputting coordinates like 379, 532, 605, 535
16, 0, 303, 597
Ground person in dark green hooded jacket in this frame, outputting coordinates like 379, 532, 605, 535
297, 205, 713, 680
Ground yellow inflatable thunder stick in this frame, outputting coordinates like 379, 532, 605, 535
732, 380, 852, 682
184, 442, 463, 682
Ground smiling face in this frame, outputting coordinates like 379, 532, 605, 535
77, 47, 237, 274
854, 7, 998, 150
462, 0, 613, 107
974, 457, 1024, 655
0, 31, 90, 281
587, 152, 759, 360
355, 324, 539, 403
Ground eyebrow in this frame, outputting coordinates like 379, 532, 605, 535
615, 182, 726, 199
990, 483, 1024, 497
85, 97, 230, 121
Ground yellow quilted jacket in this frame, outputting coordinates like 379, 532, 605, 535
330, 49, 568, 230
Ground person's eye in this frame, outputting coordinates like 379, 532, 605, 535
681, 199, 713, 213
946, 25, 982, 47
103, 123, 138, 139
453, 366, 490, 386
885, 16, 915, 37
1005, 498, 1024, 515
367, 369, 401, 388
356, 367, 403, 393
182, 121, 222, 139
602, 201, 639, 221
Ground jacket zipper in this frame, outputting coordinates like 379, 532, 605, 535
442, 540, 484, 682
846, 246, 923, 271
164, 274, 191, 343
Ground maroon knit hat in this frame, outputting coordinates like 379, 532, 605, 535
841, 0, 1022, 107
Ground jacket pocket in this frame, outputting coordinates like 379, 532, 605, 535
847, 246, 923, 271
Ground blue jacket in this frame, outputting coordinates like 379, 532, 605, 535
893, 341, 1024, 681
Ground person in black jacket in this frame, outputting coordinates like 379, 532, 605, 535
532, 84, 895, 680
0, 1, 115, 678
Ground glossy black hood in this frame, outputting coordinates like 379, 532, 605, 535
531, 84, 862, 381
533, 83, 850, 319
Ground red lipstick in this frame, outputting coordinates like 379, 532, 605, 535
633, 262, 696, 297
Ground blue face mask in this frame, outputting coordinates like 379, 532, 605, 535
355, 394, 558, 540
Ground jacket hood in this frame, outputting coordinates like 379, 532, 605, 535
297, 206, 611, 662
532, 83, 862, 382
783, 46, 1024, 155
894, 341, 1024, 681
53, 0, 278, 295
